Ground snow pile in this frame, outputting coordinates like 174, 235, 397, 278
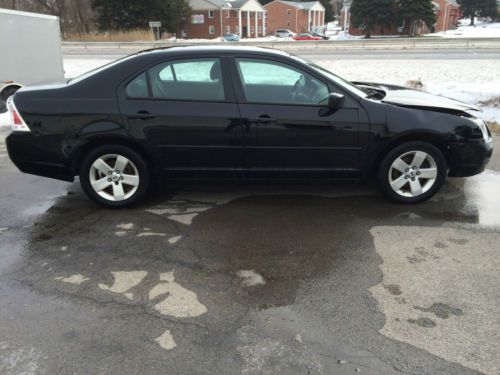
165, 36, 284, 43
434, 19, 500, 38
314, 59, 500, 123
0, 112, 9, 128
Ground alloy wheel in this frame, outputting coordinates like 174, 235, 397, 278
388, 150, 438, 198
89, 154, 140, 201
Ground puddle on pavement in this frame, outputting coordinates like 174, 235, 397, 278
13, 181, 492, 310
4, 178, 498, 373
460, 170, 500, 226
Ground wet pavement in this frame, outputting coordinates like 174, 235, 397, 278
0, 128, 499, 375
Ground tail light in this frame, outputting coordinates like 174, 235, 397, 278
6, 97, 30, 132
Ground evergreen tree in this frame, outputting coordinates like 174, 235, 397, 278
350, 0, 396, 38
91, 0, 190, 34
458, 0, 498, 25
318, 0, 335, 23
397, 0, 436, 36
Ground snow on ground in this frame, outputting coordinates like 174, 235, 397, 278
433, 19, 500, 38
315, 58, 500, 123
0, 112, 9, 128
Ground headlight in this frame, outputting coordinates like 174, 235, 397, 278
473, 118, 491, 142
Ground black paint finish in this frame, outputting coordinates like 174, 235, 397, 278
6, 46, 493, 183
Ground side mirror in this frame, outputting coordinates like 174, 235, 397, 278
328, 93, 345, 110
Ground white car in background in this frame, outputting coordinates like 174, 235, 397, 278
274, 29, 296, 38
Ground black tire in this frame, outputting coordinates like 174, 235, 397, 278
377, 141, 447, 204
79, 145, 150, 208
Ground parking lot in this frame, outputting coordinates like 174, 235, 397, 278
0, 126, 499, 374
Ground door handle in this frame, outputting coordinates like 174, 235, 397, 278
127, 111, 155, 120
249, 115, 276, 125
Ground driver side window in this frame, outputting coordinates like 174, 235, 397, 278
235, 58, 329, 105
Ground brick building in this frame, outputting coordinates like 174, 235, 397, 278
185, 0, 267, 39
434, 0, 460, 32
264, 1, 326, 35
340, 0, 460, 37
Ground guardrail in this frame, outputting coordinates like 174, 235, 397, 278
62, 37, 500, 52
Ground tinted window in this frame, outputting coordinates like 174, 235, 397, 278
151, 59, 224, 101
126, 72, 148, 98
126, 58, 225, 101
236, 58, 329, 105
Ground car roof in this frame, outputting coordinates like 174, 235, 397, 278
137, 45, 291, 58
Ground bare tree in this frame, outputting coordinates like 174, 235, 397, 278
0, 0, 95, 35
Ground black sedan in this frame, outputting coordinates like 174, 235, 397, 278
6, 46, 493, 207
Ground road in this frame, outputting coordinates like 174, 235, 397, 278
0, 127, 499, 375
63, 47, 500, 60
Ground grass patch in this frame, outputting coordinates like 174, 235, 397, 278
64, 29, 155, 42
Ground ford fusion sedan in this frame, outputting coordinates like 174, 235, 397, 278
6, 46, 493, 207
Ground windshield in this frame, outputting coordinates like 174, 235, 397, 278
290, 55, 368, 98
67, 54, 138, 84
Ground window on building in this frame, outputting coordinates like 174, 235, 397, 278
242, 12, 246, 18
258, 26, 262, 33
250, 26, 254, 34
258, 13, 262, 19
208, 10, 214, 18
226, 25, 231, 34
226, 10, 230, 18
235, 58, 329, 105
129, 58, 225, 102
235, 26, 239, 33
287, 10, 291, 15
209, 25, 215, 34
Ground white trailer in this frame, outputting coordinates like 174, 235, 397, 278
0, 8, 64, 113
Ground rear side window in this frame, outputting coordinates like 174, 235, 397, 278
126, 72, 148, 98
125, 58, 225, 102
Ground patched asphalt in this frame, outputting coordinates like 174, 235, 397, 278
0, 128, 498, 375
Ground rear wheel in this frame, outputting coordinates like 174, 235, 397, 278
80, 145, 150, 208
377, 141, 447, 203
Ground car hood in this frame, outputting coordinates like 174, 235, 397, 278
354, 81, 480, 113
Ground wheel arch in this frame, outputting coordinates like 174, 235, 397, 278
369, 131, 451, 178
70, 136, 159, 176
0, 83, 22, 112
0, 83, 22, 97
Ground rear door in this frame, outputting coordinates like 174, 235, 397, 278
118, 56, 242, 176
230, 56, 360, 177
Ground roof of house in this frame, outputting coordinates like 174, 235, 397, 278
189, 0, 265, 12
207, 0, 241, 7
267, 0, 325, 10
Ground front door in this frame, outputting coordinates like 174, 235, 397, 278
119, 57, 243, 176
231, 57, 360, 177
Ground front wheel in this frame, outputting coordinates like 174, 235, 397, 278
377, 141, 447, 203
79, 145, 150, 208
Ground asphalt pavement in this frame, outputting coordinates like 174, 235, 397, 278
0, 128, 499, 375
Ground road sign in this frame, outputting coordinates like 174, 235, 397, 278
149, 21, 161, 28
